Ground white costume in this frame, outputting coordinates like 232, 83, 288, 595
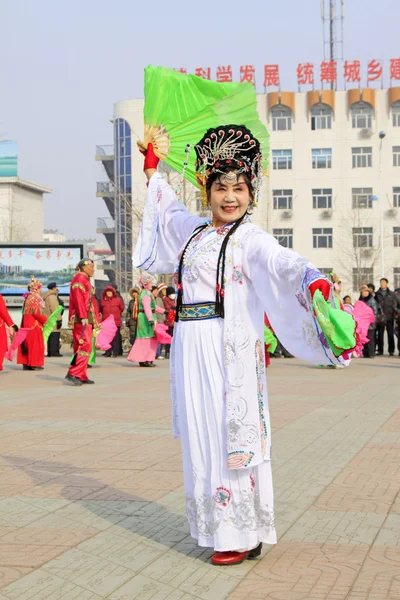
133, 173, 347, 551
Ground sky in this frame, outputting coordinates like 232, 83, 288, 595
1, 0, 399, 241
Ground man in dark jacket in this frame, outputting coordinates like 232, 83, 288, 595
375, 278, 399, 356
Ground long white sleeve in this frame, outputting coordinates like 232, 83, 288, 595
133, 173, 206, 274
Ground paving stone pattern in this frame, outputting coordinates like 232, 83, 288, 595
0, 352, 399, 599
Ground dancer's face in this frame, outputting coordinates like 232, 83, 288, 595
209, 173, 252, 229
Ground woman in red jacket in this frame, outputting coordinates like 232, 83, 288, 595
99, 286, 125, 357
0, 294, 18, 372
17, 277, 47, 370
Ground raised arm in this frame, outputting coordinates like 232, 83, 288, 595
133, 144, 206, 274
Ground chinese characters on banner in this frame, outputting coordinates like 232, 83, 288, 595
175, 59, 400, 88
0, 249, 77, 260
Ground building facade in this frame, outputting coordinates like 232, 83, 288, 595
96, 86, 400, 294
0, 178, 51, 243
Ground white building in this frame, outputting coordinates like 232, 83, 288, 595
43, 229, 66, 243
96, 86, 400, 294
0, 177, 51, 243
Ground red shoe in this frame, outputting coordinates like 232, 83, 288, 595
211, 543, 262, 566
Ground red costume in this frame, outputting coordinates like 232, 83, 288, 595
0, 295, 15, 371
67, 271, 100, 382
17, 288, 47, 369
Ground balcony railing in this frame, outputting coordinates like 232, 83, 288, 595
97, 217, 115, 230
97, 181, 115, 195
95, 145, 114, 157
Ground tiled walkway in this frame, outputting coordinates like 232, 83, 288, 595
0, 353, 399, 599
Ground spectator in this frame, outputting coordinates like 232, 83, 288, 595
99, 286, 124, 357
155, 283, 167, 360
163, 286, 176, 359
342, 295, 353, 314
359, 285, 378, 358
375, 278, 398, 356
367, 283, 376, 297
113, 284, 124, 355
126, 288, 139, 345
42, 282, 63, 357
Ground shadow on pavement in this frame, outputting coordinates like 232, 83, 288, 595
4, 454, 213, 563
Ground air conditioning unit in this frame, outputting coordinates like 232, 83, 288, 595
321, 209, 332, 219
387, 208, 397, 217
361, 248, 373, 257
360, 128, 373, 139
282, 210, 293, 219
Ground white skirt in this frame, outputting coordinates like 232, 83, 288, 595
171, 317, 277, 552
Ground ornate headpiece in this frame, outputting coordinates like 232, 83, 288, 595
76, 258, 94, 271
28, 275, 42, 293
137, 273, 155, 288
194, 125, 263, 206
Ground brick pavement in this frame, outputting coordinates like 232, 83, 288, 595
0, 352, 398, 599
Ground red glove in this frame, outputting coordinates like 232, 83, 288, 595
141, 143, 159, 172
309, 278, 331, 301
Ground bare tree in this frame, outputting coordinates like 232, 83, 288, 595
0, 202, 32, 242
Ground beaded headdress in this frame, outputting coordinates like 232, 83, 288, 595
28, 275, 42, 293
194, 125, 263, 207
76, 258, 94, 271
138, 273, 155, 288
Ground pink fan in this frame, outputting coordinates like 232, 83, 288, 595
95, 315, 117, 350
5, 325, 13, 349
352, 300, 375, 357
155, 323, 172, 344
6, 328, 31, 362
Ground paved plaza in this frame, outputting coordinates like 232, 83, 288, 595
0, 351, 399, 599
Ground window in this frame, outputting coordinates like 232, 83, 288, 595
394, 187, 400, 208
394, 227, 400, 247
392, 101, 400, 127
311, 103, 333, 130
273, 228, 293, 248
352, 187, 373, 209
195, 192, 201, 212
352, 147, 372, 168
115, 117, 132, 193
351, 102, 373, 129
393, 146, 400, 167
273, 189, 293, 210
394, 267, 400, 290
353, 227, 373, 248
312, 188, 332, 209
353, 267, 373, 291
312, 148, 332, 169
313, 228, 333, 248
272, 149, 292, 169
271, 105, 292, 131
318, 268, 333, 277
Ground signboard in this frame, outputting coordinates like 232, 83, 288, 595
0, 244, 83, 295
0, 141, 17, 177
176, 59, 400, 90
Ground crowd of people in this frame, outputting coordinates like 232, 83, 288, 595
1, 273, 399, 376
340, 278, 400, 358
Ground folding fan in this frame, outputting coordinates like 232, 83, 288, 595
312, 290, 357, 357
138, 65, 269, 188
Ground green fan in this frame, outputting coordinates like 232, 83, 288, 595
138, 65, 270, 188
43, 306, 63, 344
312, 290, 356, 357
264, 325, 278, 355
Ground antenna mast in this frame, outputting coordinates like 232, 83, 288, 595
321, 0, 345, 90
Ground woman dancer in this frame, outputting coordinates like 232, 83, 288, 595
134, 126, 347, 565
17, 277, 47, 371
127, 274, 164, 367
